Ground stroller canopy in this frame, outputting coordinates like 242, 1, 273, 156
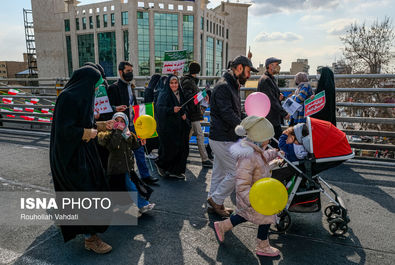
307, 117, 352, 159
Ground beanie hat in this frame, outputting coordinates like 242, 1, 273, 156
189, 62, 201, 75
295, 72, 308, 85
235, 116, 274, 142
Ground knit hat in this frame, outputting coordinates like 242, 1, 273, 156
295, 72, 308, 85
189, 62, 201, 74
235, 116, 274, 142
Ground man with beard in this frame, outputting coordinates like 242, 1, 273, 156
107, 61, 159, 185
207, 55, 258, 217
257, 57, 289, 148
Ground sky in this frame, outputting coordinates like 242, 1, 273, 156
0, 0, 394, 73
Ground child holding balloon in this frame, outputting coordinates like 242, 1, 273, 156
98, 112, 155, 216
213, 116, 283, 257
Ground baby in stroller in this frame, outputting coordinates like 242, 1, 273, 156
270, 117, 353, 235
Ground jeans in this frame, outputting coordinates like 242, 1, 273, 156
124, 173, 149, 209
129, 125, 150, 179
230, 214, 270, 240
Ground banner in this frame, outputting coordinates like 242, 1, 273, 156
162, 49, 187, 74
94, 85, 112, 115
305, 91, 326, 117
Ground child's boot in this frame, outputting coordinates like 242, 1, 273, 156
214, 218, 233, 243
255, 239, 280, 257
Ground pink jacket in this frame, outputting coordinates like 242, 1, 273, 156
230, 139, 279, 225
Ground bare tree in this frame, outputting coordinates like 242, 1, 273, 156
341, 17, 395, 74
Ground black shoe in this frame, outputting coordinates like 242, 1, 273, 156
142, 176, 159, 184
202, 160, 213, 168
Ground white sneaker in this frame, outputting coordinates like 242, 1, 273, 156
139, 203, 156, 214
145, 153, 158, 159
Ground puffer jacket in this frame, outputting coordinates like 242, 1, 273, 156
230, 139, 279, 225
98, 129, 140, 175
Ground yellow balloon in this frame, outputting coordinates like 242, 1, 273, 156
249, 178, 288, 215
134, 115, 157, 139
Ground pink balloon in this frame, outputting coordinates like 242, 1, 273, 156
245, 92, 271, 117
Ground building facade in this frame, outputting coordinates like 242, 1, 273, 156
290, 59, 310, 76
31, 0, 250, 78
0, 58, 28, 79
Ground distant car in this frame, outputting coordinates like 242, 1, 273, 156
350, 136, 362, 142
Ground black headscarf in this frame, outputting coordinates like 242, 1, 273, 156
144, 74, 161, 103
311, 67, 336, 125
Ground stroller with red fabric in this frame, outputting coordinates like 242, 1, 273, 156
271, 117, 354, 236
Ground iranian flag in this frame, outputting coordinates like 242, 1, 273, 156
131, 102, 158, 138
2, 98, 13, 104
131, 103, 155, 123
1, 107, 13, 112
8, 89, 20, 95
25, 101, 34, 112
6, 114, 16, 118
193, 89, 207, 105
30, 98, 39, 104
13, 107, 23, 112
38, 117, 51, 123
41, 108, 49, 113
21, 115, 35, 121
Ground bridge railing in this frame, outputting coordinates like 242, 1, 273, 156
1, 74, 394, 158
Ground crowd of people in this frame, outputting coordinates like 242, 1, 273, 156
49, 56, 337, 256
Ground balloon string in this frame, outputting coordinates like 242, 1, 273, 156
144, 144, 154, 172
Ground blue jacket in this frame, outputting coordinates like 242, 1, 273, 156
278, 134, 299, 162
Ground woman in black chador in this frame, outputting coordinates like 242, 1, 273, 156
311, 67, 337, 126
49, 66, 112, 254
155, 75, 191, 179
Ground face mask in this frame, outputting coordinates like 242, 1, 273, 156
123, 71, 134, 82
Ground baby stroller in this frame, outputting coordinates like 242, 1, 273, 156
271, 117, 354, 236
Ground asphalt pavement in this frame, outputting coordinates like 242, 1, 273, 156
0, 130, 394, 265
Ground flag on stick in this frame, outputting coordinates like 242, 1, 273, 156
8, 89, 20, 95
193, 89, 207, 105
131, 102, 158, 138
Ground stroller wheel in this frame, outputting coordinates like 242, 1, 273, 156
325, 205, 342, 219
328, 218, 348, 236
271, 210, 291, 234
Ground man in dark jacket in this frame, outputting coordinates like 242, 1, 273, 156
257, 57, 289, 147
180, 62, 212, 168
107, 61, 159, 185
207, 55, 258, 217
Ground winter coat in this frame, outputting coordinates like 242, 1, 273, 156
209, 70, 245, 142
257, 72, 288, 127
98, 129, 140, 176
145, 74, 161, 103
230, 139, 279, 225
107, 78, 138, 118
180, 74, 203, 122
290, 82, 313, 125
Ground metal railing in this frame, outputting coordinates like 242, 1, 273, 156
1, 74, 394, 157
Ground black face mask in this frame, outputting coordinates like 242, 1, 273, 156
122, 71, 134, 82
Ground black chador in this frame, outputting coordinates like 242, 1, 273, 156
49, 66, 109, 242
155, 75, 191, 175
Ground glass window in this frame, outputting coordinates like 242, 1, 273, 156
183, 15, 194, 72
226, 29, 229, 39
137, 12, 150, 76
226, 42, 228, 67
98, 32, 117, 76
210, 21, 212, 33
154, 13, 178, 73
206, 19, 209, 31
96, 15, 100, 28
206, 37, 214, 76
103, 14, 108, 27
123, 30, 129, 61
201, 17, 204, 30
111, 13, 115, 26
77, 34, 95, 67
89, 16, 93, 29
66, 35, 73, 77
75, 18, 80, 30
64, 19, 70, 32
215, 40, 223, 76
121, 11, 128, 25
82, 17, 87, 30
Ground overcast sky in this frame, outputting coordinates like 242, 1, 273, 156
0, 0, 394, 73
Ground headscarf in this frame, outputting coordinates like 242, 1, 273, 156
112, 112, 129, 135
